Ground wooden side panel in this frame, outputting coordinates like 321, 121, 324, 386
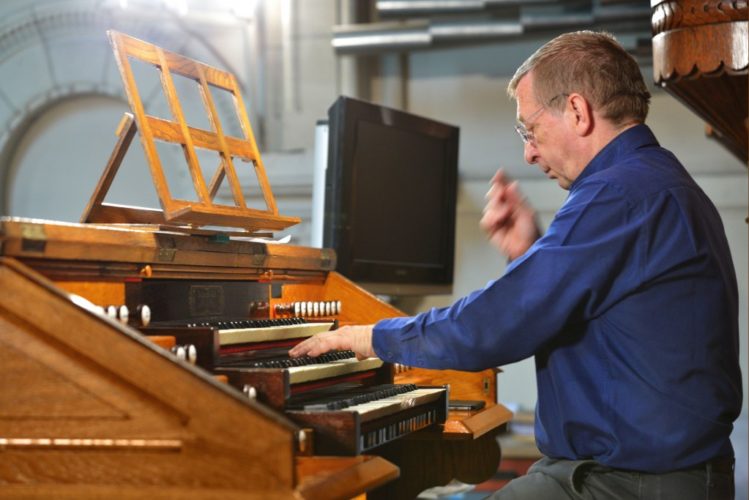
54, 281, 126, 306
296, 456, 399, 500
276, 272, 402, 325
395, 366, 498, 407
0, 258, 297, 492
0, 219, 334, 281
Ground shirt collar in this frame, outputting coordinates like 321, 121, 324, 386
570, 124, 659, 190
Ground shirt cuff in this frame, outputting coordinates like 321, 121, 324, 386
372, 316, 416, 364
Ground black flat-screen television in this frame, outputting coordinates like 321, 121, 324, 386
323, 96, 459, 295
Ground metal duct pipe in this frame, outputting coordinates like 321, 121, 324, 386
332, 7, 650, 54
376, 0, 554, 17
593, 5, 651, 23
332, 19, 522, 53
520, 13, 594, 31
429, 19, 521, 40
333, 20, 432, 52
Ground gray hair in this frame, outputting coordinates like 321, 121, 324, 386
508, 31, 650, 125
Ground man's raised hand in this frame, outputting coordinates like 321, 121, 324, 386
479, 169, 541, 260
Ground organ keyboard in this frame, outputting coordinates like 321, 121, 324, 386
123, 279, 449, 452
125, 286, 448, 455
288, 383, 447, 454
215, 319, 334, 344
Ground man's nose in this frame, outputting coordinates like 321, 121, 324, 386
523, 141, 538, 164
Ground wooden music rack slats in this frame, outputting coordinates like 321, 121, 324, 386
82, 31, 299, 233
155, 47, 216, 207
195, 64, 244, 203
147, 116, 254, 159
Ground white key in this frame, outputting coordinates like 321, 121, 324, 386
342, 387, 444, 422
218, 321, 334, 345
287, 357, 384, 384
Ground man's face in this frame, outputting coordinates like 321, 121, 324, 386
515, 74, 577, 189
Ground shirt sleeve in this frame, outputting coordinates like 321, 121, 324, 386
372, 181, 648, 370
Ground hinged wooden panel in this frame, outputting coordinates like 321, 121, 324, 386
82, 31, 300, 233
0, 257, 298, 492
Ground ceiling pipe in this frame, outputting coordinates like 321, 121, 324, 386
376, 0, 558, 17
332, 5, 650, 54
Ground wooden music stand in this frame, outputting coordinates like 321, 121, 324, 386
81, 30, 300, 234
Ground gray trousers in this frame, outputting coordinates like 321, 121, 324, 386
490, 457, 734, 500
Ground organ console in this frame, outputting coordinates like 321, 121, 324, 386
0, 30, 511, 499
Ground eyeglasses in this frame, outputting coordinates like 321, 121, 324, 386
514, 105, 546, 145
514, 93, 568, 145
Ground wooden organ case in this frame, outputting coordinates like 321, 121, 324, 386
0, 31, 510, 499
651, 0, 748, 164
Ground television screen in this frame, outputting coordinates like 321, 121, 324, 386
324, 96, 459, 295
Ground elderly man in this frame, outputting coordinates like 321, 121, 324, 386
291, 31, 741, 499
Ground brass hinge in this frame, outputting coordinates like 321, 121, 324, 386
20, 224, 47, 253
157, 247, 176, 262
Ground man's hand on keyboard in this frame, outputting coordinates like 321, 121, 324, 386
289, 324, 375, 360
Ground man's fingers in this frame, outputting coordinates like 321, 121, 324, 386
503, 180, 525, 207
481, 187, 517, 232
490, 168, 509, 187
289, 330, 350, 358
289, 334, 326, 357
290, 324, 375, 360
288, 337, 312, 357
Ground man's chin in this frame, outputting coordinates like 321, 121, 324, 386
547, 173, 570, 189
541, 169, 570, 189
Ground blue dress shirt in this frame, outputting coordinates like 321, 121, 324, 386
372, 124, 742, 472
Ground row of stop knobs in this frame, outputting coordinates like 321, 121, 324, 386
94, 304, 152, 327
274, 300, 342, 318
92, 304, 195, 365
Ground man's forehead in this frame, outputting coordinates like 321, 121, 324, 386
516, 95, 539, 122
515, 73, 535, 97
515, 77, 538, 119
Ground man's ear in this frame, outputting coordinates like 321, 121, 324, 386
566, 93, 593, 137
